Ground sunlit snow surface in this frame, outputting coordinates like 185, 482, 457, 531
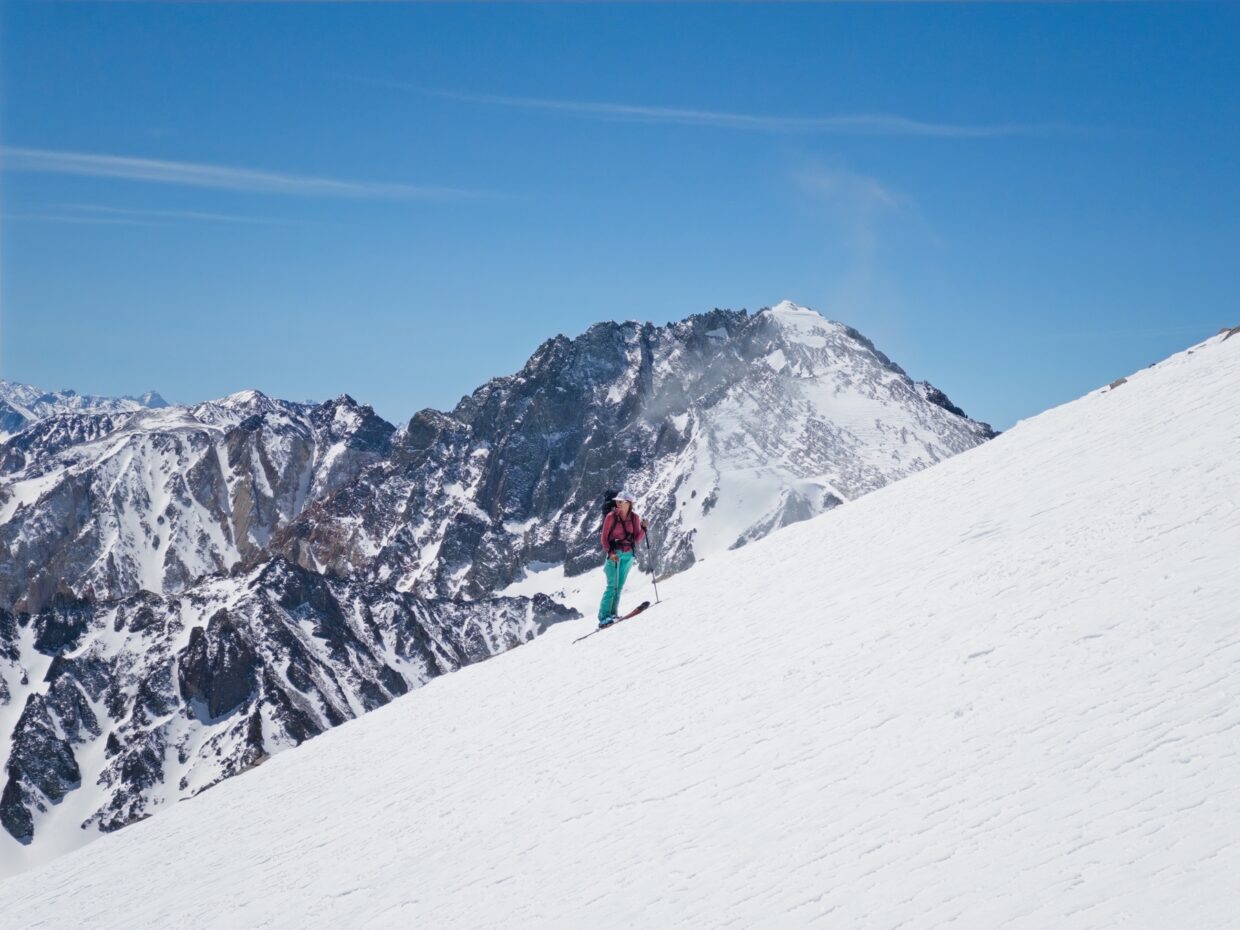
3, 332, 1238, 928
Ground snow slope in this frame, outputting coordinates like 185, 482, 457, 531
3, 330, 1237, 928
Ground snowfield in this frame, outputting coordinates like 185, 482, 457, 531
2, 330, 1238, 928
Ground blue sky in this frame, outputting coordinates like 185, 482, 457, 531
2, 2, 1237, 430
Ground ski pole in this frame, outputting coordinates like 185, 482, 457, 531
645, 526, 661, 604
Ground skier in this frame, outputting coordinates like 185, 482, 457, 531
598, 490, 646, 627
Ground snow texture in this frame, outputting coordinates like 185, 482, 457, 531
2, 329, 1235, 928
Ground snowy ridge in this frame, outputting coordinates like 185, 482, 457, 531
3, 329, 1235, 927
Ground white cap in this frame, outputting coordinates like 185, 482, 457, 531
615, 490, 636, 503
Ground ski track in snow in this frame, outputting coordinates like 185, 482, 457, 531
2, 334, 1239, 928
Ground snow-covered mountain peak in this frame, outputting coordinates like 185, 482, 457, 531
761, 300, 889, 361
0, 380, 43, 410
309, 395, 395, 450
314, 394, 365, 432
270, 303, 993, 600
2, 302, 988, 611
215, 388, 274, 411
767, 297, 820, 318
763, 298, 843, 331
187, 389, 296, 429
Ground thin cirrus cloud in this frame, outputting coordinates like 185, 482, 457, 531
0, 146, 486, 200
6, 204, 295, 226
407, 85, 1060, 138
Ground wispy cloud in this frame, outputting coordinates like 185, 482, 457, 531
402, 85, 1057, 138
4, 204, 294, 226
2, 212, 162, 227
0, 146, 485, 200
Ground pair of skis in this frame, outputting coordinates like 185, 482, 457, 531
572, 527, 664, 644
572, 600, 653, 644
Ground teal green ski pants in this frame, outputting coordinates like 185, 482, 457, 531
598, 550, 634, 621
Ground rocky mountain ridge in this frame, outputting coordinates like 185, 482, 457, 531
272, 301, 994, 598
0, 391, 395, 613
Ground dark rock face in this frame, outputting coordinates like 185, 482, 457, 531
1, 695, 82, 844
178, 612, 259, 721
33, 593, 95, 656
0, 778, 34, 843
915, 381, 992, 430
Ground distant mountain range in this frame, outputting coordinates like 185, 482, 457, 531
0, 380, 168, 441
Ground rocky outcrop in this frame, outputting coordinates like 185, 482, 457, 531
178, 611, 259, 721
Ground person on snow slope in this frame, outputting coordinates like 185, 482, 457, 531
598, 490, 646, 628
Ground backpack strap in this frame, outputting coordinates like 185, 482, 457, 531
615, 512, 637, 550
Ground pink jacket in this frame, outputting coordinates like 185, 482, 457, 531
601, 510, 645, 554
